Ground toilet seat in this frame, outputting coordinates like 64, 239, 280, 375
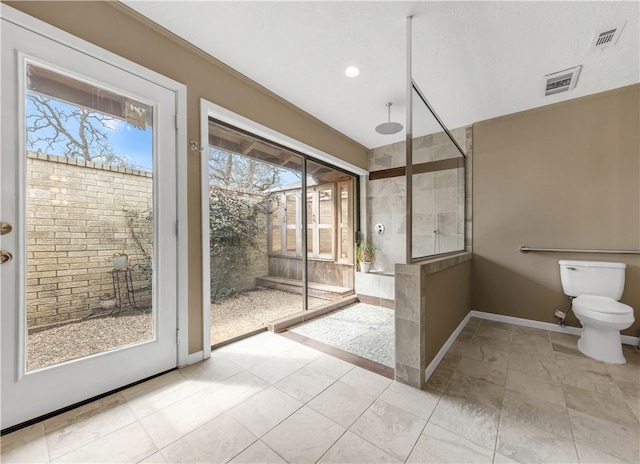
572, 295, 634, 326
571, 296, 635, 364
573, 295, 633, 315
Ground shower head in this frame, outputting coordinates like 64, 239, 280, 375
375, 102, 403, 135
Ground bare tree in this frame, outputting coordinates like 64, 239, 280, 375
27, 94, 134, 168
209, 148, 284, 192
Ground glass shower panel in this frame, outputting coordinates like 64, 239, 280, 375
411, 86, 465, 259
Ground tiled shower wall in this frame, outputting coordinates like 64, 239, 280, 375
411, 166, 465, 257
365, 126, 472, 273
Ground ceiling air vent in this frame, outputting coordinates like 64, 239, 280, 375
589, 23, 625, 52
543, 65, 582, 97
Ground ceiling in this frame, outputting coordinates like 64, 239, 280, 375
124, 1, 639, 149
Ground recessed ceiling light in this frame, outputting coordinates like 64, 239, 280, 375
345, 66, 360, 78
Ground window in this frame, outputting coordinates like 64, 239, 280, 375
308, 185, 334, 259
337, 181, 352, 262
268, 180, 353, 262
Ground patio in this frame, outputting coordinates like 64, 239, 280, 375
210, 288, 324, 346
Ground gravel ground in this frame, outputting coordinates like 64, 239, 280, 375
26, 288, 321, 370
210, 288, 323, 345
27, 311, 153, 371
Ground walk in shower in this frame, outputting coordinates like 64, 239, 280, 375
364, 19, 468, 274
305, 16, 470, 375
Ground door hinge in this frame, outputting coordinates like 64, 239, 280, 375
175, 114, 179, 130
175, 221, 179, 236
176, 328, 180, 345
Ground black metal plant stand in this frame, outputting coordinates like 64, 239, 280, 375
110, 268, 138, 313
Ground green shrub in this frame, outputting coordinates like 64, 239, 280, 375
209, 186, 273, 302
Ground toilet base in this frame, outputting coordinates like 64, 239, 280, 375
577, 325, 626, 364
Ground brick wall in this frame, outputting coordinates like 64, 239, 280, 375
26, 153, 153, 328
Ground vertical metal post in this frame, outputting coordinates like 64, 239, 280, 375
405, 16, 413, 264
301, 158, 308, 310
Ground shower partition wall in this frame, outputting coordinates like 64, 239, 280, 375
405, 17, 466, 262
392, 15, 470, 390
410, 84, 466, 259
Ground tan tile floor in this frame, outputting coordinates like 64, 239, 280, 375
1, 318, 639, 463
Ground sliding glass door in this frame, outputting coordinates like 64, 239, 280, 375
207, 122, 305, 345
207, 120, 356, 345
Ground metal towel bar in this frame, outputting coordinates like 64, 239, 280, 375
520, 246, 640, 255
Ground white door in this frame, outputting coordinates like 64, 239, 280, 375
1, 17, 178, 429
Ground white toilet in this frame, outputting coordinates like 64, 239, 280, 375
559, 260, 635, 364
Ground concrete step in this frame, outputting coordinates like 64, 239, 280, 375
255, 276, 354, 301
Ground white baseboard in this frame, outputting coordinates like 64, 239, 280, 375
424, 312, 472, 381
424, 310, 640, 382
469, 310, 640, 346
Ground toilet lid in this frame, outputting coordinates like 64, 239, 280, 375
573, 295, 633, 315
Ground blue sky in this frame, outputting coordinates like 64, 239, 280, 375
26, 95, 153, 171
103, 121, 153, 171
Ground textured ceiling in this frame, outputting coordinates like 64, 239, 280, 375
124, 1, 639, 149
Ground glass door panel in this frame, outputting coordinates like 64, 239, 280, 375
25, 64, 155, 371
208, 121, 303, 345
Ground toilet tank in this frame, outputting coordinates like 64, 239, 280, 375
559, 260, 626, 299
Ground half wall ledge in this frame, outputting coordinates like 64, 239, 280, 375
394, 252, 472, 388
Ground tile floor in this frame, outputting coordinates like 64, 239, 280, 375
2, 317, 639, 463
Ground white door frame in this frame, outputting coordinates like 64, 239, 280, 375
0, 5, 189, 367
199, 98, 367, 356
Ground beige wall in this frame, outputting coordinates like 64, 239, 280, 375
424, 260, 471, 364
6, 1, 369, 353
472, 85, 640, 336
